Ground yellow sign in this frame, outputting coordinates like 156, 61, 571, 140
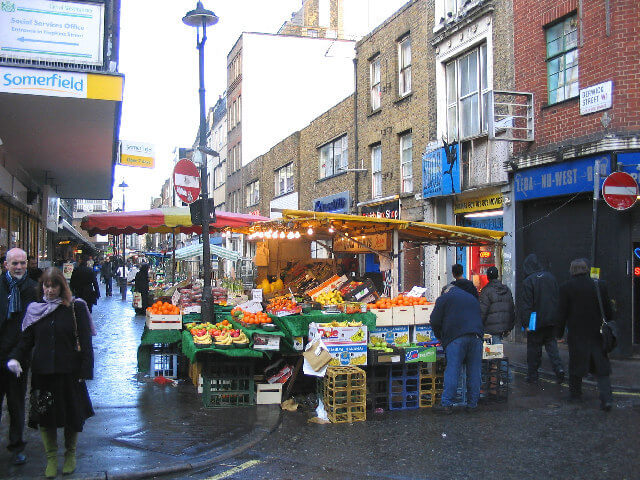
119, 141, 155, 168
120, 154, 154, 168
334, 233, 391, 253
590, 267, 600, 279
454, 194, 503, 214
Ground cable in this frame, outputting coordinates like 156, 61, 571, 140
516, 191, 583, 233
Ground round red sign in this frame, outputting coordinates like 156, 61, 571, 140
173, 158, 201, 204
602, 171, 638, 211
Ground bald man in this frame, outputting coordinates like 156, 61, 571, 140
0, 248, 38, 465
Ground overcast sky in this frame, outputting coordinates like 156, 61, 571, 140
115, 0, 408, 211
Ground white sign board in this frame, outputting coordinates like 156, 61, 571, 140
0, 0, 104, 65
0, 66, 87, 98
580, 81, 613, 115
119, 141, 155, 169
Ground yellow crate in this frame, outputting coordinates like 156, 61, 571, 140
323, 366, 366, 423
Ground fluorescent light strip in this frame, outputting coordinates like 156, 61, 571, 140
463, 210, 503, 218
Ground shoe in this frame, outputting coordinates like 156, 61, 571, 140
556, 371, 565, 384
600, 402, 613, 412
12, 452, 26, 465
432, 405, 454, 415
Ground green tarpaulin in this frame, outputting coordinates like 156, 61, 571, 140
274, 311, 377, 337
137, 327, 183, 373
181, 330, 264, 362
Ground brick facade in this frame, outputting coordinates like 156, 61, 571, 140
226, 36, 243, 212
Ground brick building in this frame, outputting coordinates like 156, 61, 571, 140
511, 0, 640, 355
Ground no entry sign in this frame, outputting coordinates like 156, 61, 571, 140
173, 158, 201, 204
602, 171, 638, 211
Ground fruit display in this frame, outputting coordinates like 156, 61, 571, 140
367, 295, 429, 309
147, 301, 180, 315
266, 296, 301, 315
343, 302, 363, 314
316, 290, 343, 306
230, 308, 272, 325
339, 281, 363, 297
318, 321, 363, 328
214, 329, 249, 347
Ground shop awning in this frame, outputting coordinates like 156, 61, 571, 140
246, 209, 505, 247
173, 243, 241, 262
80, 207, 270, 236
59, 220, 94, 248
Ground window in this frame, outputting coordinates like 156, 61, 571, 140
319, 135, 348, 178
445, 44, 489, 141
398, 36, 411, 97
370, 56, 381, 110
400, 132, 413, 193
245, 180, 259, 207
546, 15, 578, 104
275, 163, 294, 196
444, 0, 466, 18
371, 145, 382, 198
214, 162, 226, 189
311, 239, 332, 259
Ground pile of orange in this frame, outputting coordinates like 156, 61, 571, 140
266, 297, 299, 314
241, 311, 271, 324
368, 295, 429, 309
147, 301, 180, 315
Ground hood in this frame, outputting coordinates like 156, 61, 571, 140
523, 254, 543, 276
487, 279, 510, 294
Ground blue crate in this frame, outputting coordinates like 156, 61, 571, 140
388, 364, 420, 410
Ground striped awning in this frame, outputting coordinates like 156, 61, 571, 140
174, 243, 241, 262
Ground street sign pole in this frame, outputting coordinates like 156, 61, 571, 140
590, 159, 600, 275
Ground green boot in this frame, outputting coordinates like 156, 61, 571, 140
40, 427, 58, 478
62, 429, 78, 475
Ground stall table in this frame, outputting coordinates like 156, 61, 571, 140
137, 327, 183, 373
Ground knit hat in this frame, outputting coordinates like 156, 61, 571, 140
486, 266, 499, 280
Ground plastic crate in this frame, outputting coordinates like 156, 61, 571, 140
323, 366, 366, 423
150, 353, 178, 378
480, 358, 509, 403
149, 342, 179, 354
365, 365, 390, 411
388, 363, 420, 410
419, 361, 444, 408
201, 361, 255, 408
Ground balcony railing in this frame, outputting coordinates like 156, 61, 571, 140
487, 91, 534, 142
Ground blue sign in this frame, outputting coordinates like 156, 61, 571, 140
422, 145, 460, 198
514, 154, 611, 201
314, 191, 350, 213
618, 153, 640, 183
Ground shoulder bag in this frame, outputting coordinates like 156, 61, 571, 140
594, 279, 617, 354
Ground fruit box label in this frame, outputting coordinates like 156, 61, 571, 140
308, 323, 367, 345
369, 326, 410, 345
404, 346, 436, 363
326, 344, 367, 366
413, 325, 435, 343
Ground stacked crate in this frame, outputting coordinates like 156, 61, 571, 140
388, 363, 420, 410
366, 365, 390, 411
480, 357, 509, 403
149, 343, 179, 379
418, 359, 445, 408
201, 360, 255, 408
323, 366, 367, 423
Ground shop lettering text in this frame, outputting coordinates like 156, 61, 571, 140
2, 72, 84, 91
361, 210, 398, 219
454, 194, 502, 213
314, 197, 346, 212
334, 233, 390, 253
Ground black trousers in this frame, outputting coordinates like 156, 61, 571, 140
526, 326, 564, 380
104, 277, 112, 295
0, 366, 29, 452
570, 374, 612, 404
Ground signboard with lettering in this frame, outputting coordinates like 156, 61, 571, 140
454, 194, 503, 214
334, 233, 391, 253
314, 191, 350, 214
514, 155, 611, 201
360, 200, 399, 219
422, 143, 460, 198
617, 152, 640, 184
580, 81, 613, 115
119, 141, 155, 168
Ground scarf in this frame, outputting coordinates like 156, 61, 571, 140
6, 271, 27, 316
21, 297, 97, 336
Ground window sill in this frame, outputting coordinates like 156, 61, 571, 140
273, 190, 295, 200
541, 96, 579, 110
399, 192, 415, 199
367, 108, 382, 118
317, 171, 347, 183
246, 202, 260, 208
394, 93, 412, 105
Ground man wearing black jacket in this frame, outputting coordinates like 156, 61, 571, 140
521, 254, 564, 384
0, 248, 38, 465
450, 263, 478, 298
70, 256, 100, 313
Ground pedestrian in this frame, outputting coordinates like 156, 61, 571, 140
115, 260, 129, 300
134, 264, 150, 314
449, 263, 478, 298
7, 267, 95, 477
101, 257, 113, 297
430, 284, 483, 413
479, 266, 515, 344
557, 258, 614, 411
521, 253, 565, 384
27, 256, 43, 283
0, 248, 38, 465
70, 255, 101, 313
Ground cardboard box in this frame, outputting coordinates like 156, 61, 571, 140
483, 343, 504, 359
256, 383, 283, 404
343, 279, 379, 302
252, 333, 281, 351
412, 325, 436, 344
392, 306, 415, 326
325, 344, 367, 366
413, 303, 435, 324
369, 326, 410, 346
291, 336, 304, 351
371, 308, 393, 327
146, 311, 182, 330
267, 365, 293, 384
403, 346, 437, 363
308, 323, 367, 345
306, 275, 348, 300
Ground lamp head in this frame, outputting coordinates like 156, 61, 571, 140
118, 180, 128, 189
183, 2, 219, 28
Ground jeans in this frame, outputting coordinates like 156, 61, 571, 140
0, 366, 28, 452
526, 326, 564, 381
491, 334, 504, 345
104, 277, 112, 295
442, 334, 483, 408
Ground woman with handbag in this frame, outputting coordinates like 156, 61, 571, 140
557, 258, 614, 411
134, 263, 150, 315
6, 267, 95, 477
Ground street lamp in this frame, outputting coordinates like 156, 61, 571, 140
183, 2, 218, 323
118, 179, 128, 300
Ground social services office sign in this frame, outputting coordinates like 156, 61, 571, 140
0, 0, 104, 65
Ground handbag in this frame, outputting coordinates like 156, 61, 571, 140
594, 279, 617, 354
28, 388, 54, 425
133, 291, 143, 309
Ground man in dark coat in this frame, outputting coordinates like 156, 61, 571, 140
0, 248, 38, 465
479, 266, 515, 344
431, 284, 483, 412
70, 256, 100, 313
558, 258, 613, 410
134, 264, 150, 315
100, 257, 113, 297
521, 253, 564, 384
450, 263, 478, 298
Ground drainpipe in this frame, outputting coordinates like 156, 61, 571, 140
353, 56, 359, 213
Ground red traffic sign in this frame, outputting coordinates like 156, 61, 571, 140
173, 158, 201, 204
602, 171, 638, 211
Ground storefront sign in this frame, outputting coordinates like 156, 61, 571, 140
119, 141, 155, 168
617, 152, 640, 183
0, 0, 105, 66
333, 233, 391, 253
454, 194, 502, 214
314, 191, 350, 214
42, 185, 59, 232
62, 262, 74, 279
580, 81, 613, 115
422, 143, 460, 198
360, 200, 399, 219
514, 155, 611, 201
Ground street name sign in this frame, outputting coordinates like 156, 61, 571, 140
602, 171, 638, 211
173, 158, 200, 205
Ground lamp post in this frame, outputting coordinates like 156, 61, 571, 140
118, 179, 128, 300
183, 1, 218, 323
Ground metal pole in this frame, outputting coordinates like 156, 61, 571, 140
198, 20, 212, 322
590, 159, 600, 270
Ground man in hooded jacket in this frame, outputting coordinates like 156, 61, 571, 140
479, 266, 515, 344
521, 253, 564, 384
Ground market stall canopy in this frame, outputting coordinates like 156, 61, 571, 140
246, 209, 505, 246
174, 243, 241, 262
80, 207, 269, 236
